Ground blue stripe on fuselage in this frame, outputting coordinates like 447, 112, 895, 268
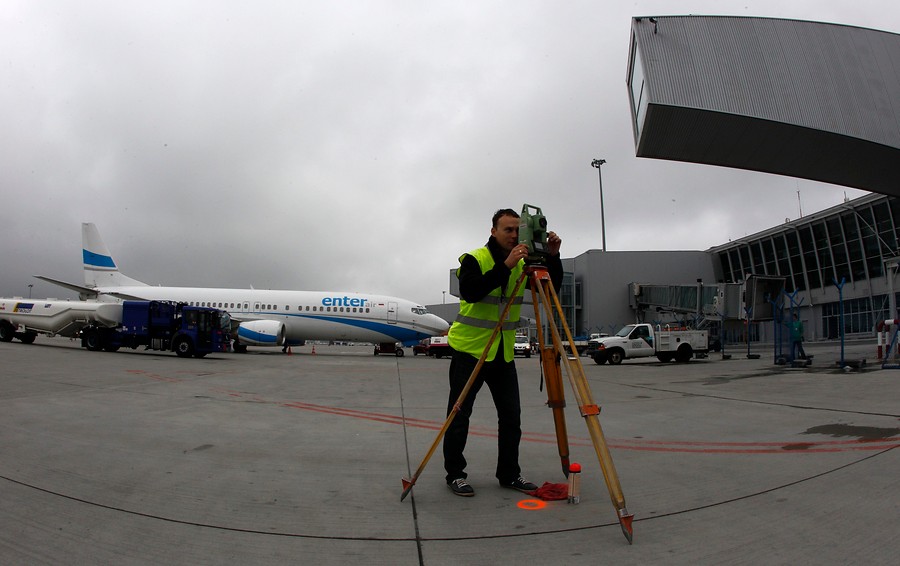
256, 312, 429, 344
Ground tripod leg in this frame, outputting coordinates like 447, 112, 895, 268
541, 346, 571, 478
401, 271, 528, 501
534, 275, 634, 543
529, 273, 572, 479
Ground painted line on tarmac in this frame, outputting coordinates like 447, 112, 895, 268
224, 390, 900, 455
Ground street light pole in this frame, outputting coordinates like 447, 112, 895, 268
591, 159, 607, 252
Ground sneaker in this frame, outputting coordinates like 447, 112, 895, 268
500, 476, 538, 493
448, 478, 475, 497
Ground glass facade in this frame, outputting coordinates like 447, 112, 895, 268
821, 295, 892, 339
558, 272, 577, 335
715, 195, 900, 337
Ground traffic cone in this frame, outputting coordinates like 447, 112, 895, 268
311, 345, 316, 355
287, 345, 293, 355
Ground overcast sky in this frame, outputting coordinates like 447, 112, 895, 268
2, 1, 891, 305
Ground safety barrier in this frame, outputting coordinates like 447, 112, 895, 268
876, 319, 900, 369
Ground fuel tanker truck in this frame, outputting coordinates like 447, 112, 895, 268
0, 298, 230, 358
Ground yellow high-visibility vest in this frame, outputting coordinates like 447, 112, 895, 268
448, 246, 524, 362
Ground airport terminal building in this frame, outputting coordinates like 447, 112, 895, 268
439, 16, 900, 346
440, 192, 900, 346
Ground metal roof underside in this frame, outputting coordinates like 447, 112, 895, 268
629, 16, 900, 197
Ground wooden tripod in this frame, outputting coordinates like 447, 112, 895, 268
526, 265, 634, 544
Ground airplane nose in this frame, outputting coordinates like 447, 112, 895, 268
432, 314, 450, 333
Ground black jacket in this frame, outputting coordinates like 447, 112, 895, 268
457, 237, 563, 304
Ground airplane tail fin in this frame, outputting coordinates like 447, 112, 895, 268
82, 223, 147, 288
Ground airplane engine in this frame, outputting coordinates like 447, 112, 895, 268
237, 320, 285, 347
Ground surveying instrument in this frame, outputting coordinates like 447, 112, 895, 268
400, 204, 634, 544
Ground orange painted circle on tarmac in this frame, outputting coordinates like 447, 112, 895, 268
517, 499, 546, 510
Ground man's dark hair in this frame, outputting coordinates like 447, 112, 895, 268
492, 208, 520, 228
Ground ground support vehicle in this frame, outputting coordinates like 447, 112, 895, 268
589, 323, 708, 365
1, 298, 229, 358
562, 333, 603, 356
425, 335, 452, 358
408, 336, 452, 358
81, 301, 231, 358
1, 298, 123, 344
374, 342, 405, 356
514, 334, 532, 357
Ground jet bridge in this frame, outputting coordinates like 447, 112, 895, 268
629, 275, 785, 323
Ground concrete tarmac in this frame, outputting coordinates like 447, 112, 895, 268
2, 337, 898, 565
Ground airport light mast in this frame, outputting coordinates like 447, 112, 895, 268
591, 159, 607, 252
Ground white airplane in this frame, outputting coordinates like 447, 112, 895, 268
36, 223, 449, 353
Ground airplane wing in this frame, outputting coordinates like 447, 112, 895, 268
227, 313, 263, 323
33, 275, 148, 301
33, 275, 99, 297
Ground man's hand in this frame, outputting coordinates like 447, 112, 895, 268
505, 244, 530, 268
547, 231, 562, 256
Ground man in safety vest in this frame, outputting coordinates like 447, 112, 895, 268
443, 208, 562, 497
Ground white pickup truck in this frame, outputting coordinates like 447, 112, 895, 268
587, 323, 708, 365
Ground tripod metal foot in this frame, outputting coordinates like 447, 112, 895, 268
619, 508, 634, 544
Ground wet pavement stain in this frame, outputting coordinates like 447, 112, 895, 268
802, 424, 900, 439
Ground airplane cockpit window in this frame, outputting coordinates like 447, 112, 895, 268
411, 306, 429, 315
